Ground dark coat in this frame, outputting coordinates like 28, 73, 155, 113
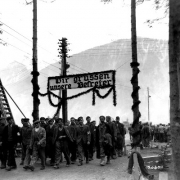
46, 124, 56, 143
2, 124, 20, 146
68, 125, 77, 142
106, 122, 117, 140
52, 126, 73, 144
76, 124, 91, 144
96, 122, 112, 158
20, 125, 33, 145
115, 122, 125, 137
0, 123, 6, 142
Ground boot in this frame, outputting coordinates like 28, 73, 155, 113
28, 165, 35, 171
20, 160, 24, 165
106, 156, 110, 164
100, 157, 106, 166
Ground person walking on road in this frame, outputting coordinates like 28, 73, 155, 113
28, 119, 46, 171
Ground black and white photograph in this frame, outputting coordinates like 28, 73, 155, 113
0, 0, 178, 180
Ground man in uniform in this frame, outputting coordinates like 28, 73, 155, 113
76, 117, 91, 166
0, 118, 6, 169
2, 117, 20, 171
115, 116, 125, 157
45, 118, 55, 166
96, 116, 112, 166
53, 119, 73, 169
20, 118, 32, 169
28, 119, 46, 171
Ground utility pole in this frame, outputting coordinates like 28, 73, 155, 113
58, 38, 70, 124
32, 0, 40, 122
147, 87, 151, 124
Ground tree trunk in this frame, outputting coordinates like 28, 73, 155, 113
169, 0, 180, 179
131, 0, 141, 129
32, 0, 40, 121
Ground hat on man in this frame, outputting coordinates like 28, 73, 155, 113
33, 119, 40, 124
21, 118, 29, 122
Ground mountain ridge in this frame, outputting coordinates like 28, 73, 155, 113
0, 38, 169, 126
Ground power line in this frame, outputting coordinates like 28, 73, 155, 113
0, 27, 32, 48
0, 20, 59, 61
68, 62, 89, 73
116, 60, 131, 70
1, 39, 31, 55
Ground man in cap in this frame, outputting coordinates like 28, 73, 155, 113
52, 118, 73, 169
91, 120, 97, 154
76, 117, 91, 166
54, 117, 61, 128
96, 116, 112, 166
106, 116, 117, 159
40, 117, 47, 130
2, 116, 20, 171
68, 117, 77, 164
20, 118, 32, 168
45, 118, 55, 166
115, 116, 126, 157
86, 116, 94, 161
28, 119, 46, 171
0, 118, 6, 169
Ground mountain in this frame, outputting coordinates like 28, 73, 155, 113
0, 38, 169, 126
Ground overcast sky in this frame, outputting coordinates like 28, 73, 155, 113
0, 0, 169, 125
0, 0, 168, 70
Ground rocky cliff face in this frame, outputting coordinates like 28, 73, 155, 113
1, 38, 169, 125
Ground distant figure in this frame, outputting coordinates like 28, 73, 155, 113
141, 123, 150, 148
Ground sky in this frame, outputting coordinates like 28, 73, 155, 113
0, 0, 168, 70
0, 0, 169, 125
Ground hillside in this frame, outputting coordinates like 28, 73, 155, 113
0, 38, 169, 125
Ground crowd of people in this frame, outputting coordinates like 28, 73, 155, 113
129, 122, 171, 149
0, 115, 126, 171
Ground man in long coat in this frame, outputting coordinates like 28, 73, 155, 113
96, 116, 112, 166
45, 118, 55, 166
2, 117, 20, 171
68, 117, 77, 164
76, 117, 91, 166
115, 116, 125, 157
28, 119, 46, 171
106, 116, 117, 159
85, 116, 95, 161
20, 118, 32, 169
52, 119, 73, 169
